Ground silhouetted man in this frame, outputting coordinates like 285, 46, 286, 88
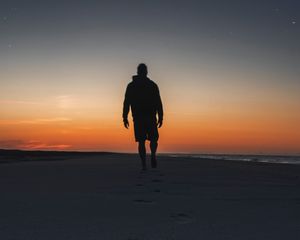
123, 63, 163, 170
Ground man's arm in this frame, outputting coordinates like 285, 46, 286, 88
122, 85, 130, 128
156, 85, 163, 128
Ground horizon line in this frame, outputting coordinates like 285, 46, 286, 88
0, 148, 299, 158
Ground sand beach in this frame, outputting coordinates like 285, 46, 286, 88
1, 150, 300, 239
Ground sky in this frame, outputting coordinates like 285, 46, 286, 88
0, 0, 299, 155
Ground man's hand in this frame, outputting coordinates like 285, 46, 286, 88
157, 118, 163, 128
123, 118, 129, 129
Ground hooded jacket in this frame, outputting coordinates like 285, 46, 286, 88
123, 75, 163, 121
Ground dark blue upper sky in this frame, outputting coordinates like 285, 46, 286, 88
1, 0, 299, 79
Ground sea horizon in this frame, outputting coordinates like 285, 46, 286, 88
1, 148, 299, 165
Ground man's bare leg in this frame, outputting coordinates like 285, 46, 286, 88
150, 141, 158, 168
138, 140, 146, 170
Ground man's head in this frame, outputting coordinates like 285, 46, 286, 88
137, 63, 148, 77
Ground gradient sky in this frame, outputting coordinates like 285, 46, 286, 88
1, 0, 299, 155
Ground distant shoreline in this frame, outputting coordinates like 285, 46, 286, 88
0, 149, 299, 165
1, 148, 299, 157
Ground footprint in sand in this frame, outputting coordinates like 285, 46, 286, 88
135, 183, 144, 187
150, 171, 165, 177
133, 199, 155, 204
170, 213, 193, 224
152, 179, 163, 183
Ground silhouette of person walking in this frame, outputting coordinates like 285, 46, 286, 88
123, 63, 163, 170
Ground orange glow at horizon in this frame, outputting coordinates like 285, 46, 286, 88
1, 101, 299, 155
1, 62, 300, 155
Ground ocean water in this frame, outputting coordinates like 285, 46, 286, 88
166, 154, 300, 165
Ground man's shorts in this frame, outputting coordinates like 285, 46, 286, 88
133, 117, 159, 142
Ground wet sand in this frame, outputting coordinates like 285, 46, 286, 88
1, 151, 300, 239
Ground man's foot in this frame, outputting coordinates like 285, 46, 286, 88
151, 155, 157, 168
